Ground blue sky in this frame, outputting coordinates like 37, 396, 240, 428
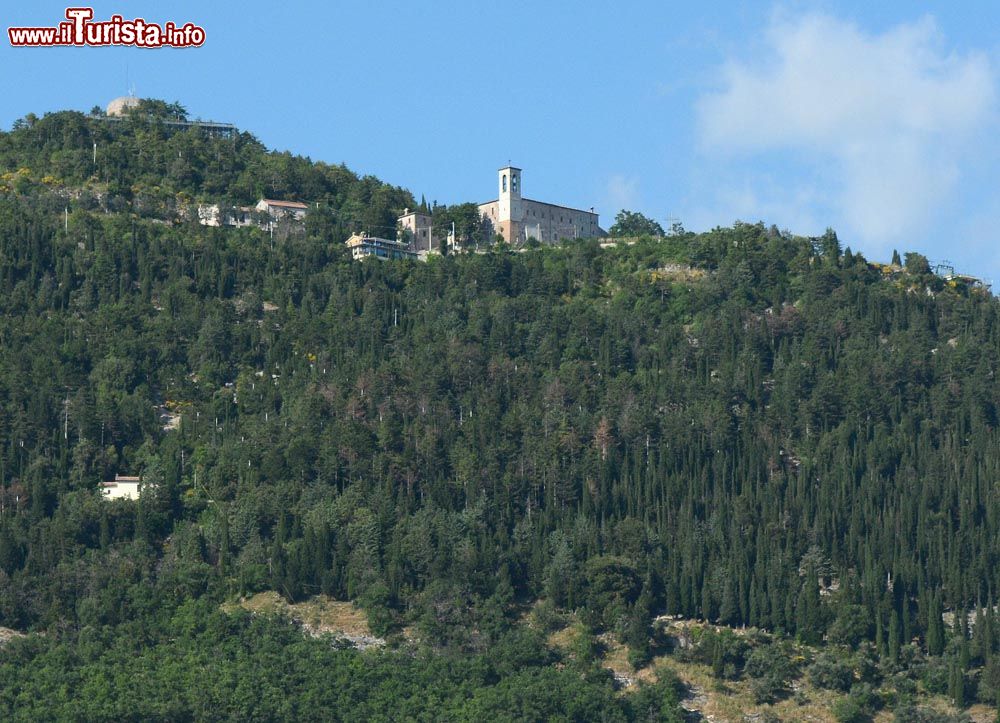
3, 2, 1000, 280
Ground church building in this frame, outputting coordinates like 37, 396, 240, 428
478, 166, 606, 245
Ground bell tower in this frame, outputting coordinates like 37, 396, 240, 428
497, 165, 523, 243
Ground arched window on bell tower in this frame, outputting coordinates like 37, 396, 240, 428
499, 166, 521, 200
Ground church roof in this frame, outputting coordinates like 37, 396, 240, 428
477, 198, 599, 216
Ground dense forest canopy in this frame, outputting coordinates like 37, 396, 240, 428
0, 105, 998, 718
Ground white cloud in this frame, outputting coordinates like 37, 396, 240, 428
695, 12, 996, 250
604, 174, 640, 214
685, 174, 823, 237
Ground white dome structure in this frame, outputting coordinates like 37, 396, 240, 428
106, 96, 140, 117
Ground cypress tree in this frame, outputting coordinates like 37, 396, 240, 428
796, 578, 823, 645
927, 592, 945, 656
719, 573, 738, 626
711, 637, 725, 679
888, 608, 900, 662
949, 661, 965, 708
701, 579, 713, 622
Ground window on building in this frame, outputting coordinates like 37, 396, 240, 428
502, 175, 507, 192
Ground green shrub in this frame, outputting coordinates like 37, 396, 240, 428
832, 695, 866, 723
745, 642, 798, 678
744, 642, 800, 703
750, 677, 783, 705
920, 657, 949, 695
530, 599, 563, 633
808, 651, 854, 691
828, 604, 873, 648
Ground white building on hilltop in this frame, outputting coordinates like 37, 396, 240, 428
478, 166, 605, 245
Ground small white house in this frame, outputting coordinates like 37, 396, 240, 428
101, 474, 141, 501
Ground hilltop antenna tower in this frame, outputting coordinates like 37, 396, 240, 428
125, 65, 136, 98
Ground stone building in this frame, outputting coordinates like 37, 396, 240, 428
478, 166, 605, 245
256, 199, 308, 222
106, 95, 141, 116
398, 209, 434, 252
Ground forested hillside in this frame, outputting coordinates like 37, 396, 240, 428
0, 100, 413, 238
0, 106, 998, 720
